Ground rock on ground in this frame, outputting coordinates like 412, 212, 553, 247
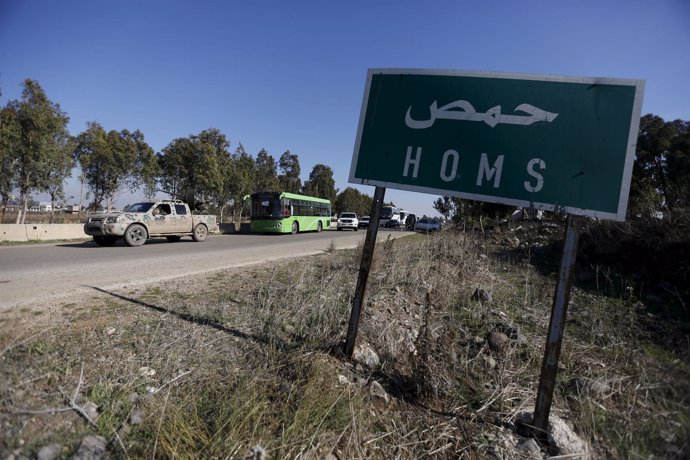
368, 380, 390, 405
472, 288, 493, 303
548, 414, 590, 459
37, 444, 61, 460
353, 343, 380, 369
517, 438, 543, 459
487, 331, 509, 352
71, 435, 106, 460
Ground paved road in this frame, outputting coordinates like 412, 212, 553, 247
0, 229, 408, 311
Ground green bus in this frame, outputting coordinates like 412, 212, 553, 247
249, 191, 332, 234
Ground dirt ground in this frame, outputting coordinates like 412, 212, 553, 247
1, 226, 688, 459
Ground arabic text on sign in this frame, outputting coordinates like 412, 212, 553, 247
405, 100, 559, 129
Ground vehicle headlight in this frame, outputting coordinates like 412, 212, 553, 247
105, 216, 121, 223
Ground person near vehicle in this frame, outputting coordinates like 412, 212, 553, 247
406, 213, 417, 231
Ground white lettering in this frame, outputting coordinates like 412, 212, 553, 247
476, 153, 504, 188
405, 100, 559, 129
403, 146, 422, 178
440, 149, 460, 182
524, 158, 546, 192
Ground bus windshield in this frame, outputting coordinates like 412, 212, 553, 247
380, 206, 399, 219
251, 196, 286, 218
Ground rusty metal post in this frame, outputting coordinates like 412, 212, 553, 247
344, 186, 386, 356
532, 214, 581, 440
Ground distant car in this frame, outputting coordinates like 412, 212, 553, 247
414, 218, 441, 233
358, 216, 370, 229
337, 212, 359, 231
383, 219, 402, 229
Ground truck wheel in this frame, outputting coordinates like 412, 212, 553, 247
317, 221, 322, 233
291, 221, 299, 235
192, 224, 208, 242
124, 224, 147, 247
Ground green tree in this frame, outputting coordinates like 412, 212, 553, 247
158, 128, 229, 211
666, 119, 690, 209
434, 195, 512, 226
75, 122, 157, 211
41, 133, 75, 222
212, 152, 234, 222
433, 196, 455, 220
302, 163, 336, 204
335, 187, 372, 216
158, 137, 194, 198
0, 103, 20, 217
462, 200, 513, 225
278, 150, 301, 193
254, 148, 279, 192
227, 143, 256, 222
195, 128, 231, 216
136, 132, 160, 200
631, 114, 690, 216
8, 79, 71, 223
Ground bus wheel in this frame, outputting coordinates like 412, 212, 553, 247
317, 221, 322, 233
291, 221, 299, 234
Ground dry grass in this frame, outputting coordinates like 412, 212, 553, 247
1, 226, 688, 458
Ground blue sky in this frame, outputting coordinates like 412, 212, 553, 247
1, 0, 688, 216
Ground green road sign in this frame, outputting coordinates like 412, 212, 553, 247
349, 69, 644, 221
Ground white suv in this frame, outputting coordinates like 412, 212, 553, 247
337, 212, 359, 231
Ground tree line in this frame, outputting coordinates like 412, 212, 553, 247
2, 79, 687, 225
0, 79, 349, 223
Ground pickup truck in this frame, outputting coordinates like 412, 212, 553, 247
84, 200, 218, 247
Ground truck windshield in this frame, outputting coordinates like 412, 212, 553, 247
125, 203, 154, 213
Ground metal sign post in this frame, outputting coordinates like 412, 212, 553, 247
344, 186, 386, 356
532, 214, 581, 439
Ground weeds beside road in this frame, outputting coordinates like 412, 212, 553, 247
1, 225, 688, 458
